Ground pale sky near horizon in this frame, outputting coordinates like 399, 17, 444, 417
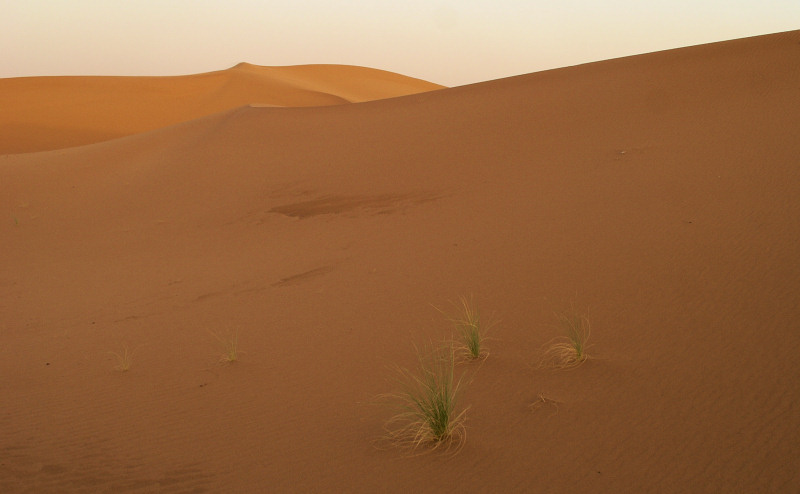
2, 1, 798, 87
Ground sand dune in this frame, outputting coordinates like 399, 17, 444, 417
1, 30, 799, 492
0, 63, 444, 154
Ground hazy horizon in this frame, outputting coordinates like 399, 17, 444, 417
2, 1, 798, 86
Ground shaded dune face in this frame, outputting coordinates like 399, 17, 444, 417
1, 31, 799, 493
0, 63, 445, 154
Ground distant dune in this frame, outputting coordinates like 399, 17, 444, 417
0, 63, 444, 154
1, 31, 798, 493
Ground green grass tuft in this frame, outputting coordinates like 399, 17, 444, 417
383, 342, 468, 454
441, 296, 493, 361
540, 305, 592, 369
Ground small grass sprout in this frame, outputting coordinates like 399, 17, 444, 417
210, 329, 240, 363
540, 306, 591, 369
109, 345, 135, 372
382, 342, 468, 454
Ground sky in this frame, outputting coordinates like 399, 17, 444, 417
2, 1, 798, 87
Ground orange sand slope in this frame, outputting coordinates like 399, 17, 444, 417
0, 63, 444, 154
1, 31, 799, 492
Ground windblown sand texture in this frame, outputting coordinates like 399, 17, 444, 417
2, 31, 799, 492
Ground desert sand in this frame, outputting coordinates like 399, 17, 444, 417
1, 31, 799, 492
0, 63, 444, 154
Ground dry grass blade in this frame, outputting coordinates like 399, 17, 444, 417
528, 393, 562, 417
382, 342, 468, 455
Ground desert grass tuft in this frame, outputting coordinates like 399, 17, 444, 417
540, 305, 591, 369
441, 296, 493, 361
210, 329, 240, 363
382, 342, 468, 454
109, 345, 134, 372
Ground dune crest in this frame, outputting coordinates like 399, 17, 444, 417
0, 64, 444, 154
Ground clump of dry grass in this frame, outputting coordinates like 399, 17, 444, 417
382, 342, 468, 454
210, 329, 240, 363
540, 306, 591, 369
